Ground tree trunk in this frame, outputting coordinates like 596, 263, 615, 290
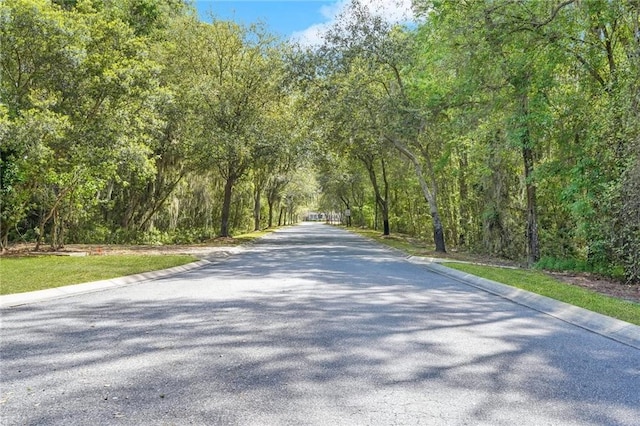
523, 143, 539, 265
220, 176, 235, 238
458, 151, 469, 247
382, 204, 390, 236
278, 205, 284, 226
341, 197, 352, 227
52, 208, 65, 250
380, 157, 390, 236
432, 214, 446, 252
253, 183, 262, 231
51, 209, 59, 250
366, 164, 391, 235
267, 198, 274, 228
374, 200, 378, 230
35, 183, 75, 251
520, 91, 540, 266
361, 154, 390, 236
1, 229, 7, 254
387, 136, 446, 252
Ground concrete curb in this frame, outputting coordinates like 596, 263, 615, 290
408, 256, 640, 351
0, 259, 212, 309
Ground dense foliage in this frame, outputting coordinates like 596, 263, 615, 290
303, 0, 640, 283
0, 0, 312, 248
1, 0, 638, 283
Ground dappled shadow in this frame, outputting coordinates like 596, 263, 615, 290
2, 224, 639, 425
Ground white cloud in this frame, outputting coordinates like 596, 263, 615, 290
319, 2, 342, 19
290, 0, 415, 47
291, 22, 332, 47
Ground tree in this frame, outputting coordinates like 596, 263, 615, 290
316, 155, 368, 227
298, 52, 394, 235
166, 17, 284, 237
252, 90, 309, 230
317, 0, 447, 248
412, 0, 581, 264
1, 0, 161, 249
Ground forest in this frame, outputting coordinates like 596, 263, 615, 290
1, 0, 639, 284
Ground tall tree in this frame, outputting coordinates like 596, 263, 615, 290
165, 17, 283, 237
1, 0, 161, 249
413, 0, 579, 264
318, 0, 447, 249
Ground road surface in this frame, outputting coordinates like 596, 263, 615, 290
1, 223, 639, 425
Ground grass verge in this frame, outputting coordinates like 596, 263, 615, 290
342, 226, 640, 325
441, 263, 640, 326
0, 255, 197, 295
0, 228, 276, 295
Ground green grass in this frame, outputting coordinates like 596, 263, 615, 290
443, 262, 640, 326
0, 228, 275, 295
0, 255, 197, 295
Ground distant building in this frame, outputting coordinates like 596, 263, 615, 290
304, 212, 325, 221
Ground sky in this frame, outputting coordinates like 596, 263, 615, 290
194, 0, 415, 45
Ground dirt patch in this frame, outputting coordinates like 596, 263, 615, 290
421, 250, 640, 304
546, 271, 640, 304
1, 242, 240, 259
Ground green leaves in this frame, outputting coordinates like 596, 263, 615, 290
2, 0, 638, 282
403, 0, 640, 278
0, 0, 164, 249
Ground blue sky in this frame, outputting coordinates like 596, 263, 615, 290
194, 1, 339, 39
193, 0, 415, 45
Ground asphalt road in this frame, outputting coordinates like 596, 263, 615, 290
1, 223, 639, 425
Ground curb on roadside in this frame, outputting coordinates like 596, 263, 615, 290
407, 256, 640, 351
0, 259, 213, 309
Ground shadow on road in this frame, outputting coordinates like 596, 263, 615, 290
2, 224, 639, 425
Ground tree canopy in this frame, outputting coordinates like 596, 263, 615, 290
1, 0, 639, 283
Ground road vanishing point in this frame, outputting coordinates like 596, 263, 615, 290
1, 223, 639, 425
